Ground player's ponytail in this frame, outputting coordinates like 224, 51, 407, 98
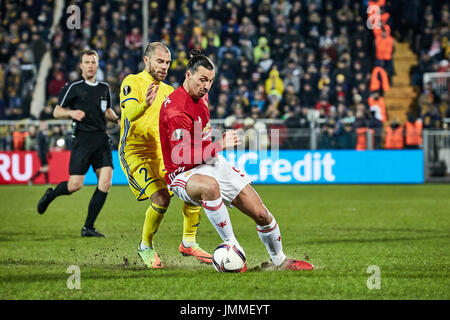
189, 49, 202, 59
186, 49, 215, 74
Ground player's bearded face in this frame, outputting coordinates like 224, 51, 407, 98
187, 67, 215, 100
147, 49, 171, 82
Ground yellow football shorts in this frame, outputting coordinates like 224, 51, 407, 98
121, 156, 170, 201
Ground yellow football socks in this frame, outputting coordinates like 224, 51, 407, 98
182, 202, 201, 246
141, 202, 167, 248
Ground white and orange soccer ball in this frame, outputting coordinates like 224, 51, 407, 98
212, 242, 247, 273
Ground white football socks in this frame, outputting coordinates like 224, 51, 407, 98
139, 241, 152, 251
182, 240, 195, 248
202, 198, 238, 244
256, 214, 286, 266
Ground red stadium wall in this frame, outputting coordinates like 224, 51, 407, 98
0, 151, 70, 184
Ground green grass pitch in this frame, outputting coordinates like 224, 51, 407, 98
0, 184, 449, 300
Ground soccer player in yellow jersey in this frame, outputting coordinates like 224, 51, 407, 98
118, 42, 212, 268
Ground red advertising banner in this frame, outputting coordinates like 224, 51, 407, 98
0, 151, 70, 184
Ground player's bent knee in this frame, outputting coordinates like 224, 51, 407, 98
201, 178, 221, 200
151, 190, 171, 208
98, 180, 112, 192
68, 182, 83, 193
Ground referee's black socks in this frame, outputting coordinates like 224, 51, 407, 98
49, 181, 71, 201
84, 188, 108, 229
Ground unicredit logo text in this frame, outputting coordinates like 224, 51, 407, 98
226, 152, 336, 183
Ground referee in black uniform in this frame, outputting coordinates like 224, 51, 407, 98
37, 49, 120, 237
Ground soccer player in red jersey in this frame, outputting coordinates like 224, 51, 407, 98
159, 50, 313, 271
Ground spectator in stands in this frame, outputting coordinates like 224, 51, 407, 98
353, 106, 368, 129
280, 58, 302, 93
39, 101, 54, 120
49, 125, 66, 151
0, 64, 5, 119
24, 124, 37, 151
374, 27, 395, 82
12, 123, 28, 150
280, 84, 299, 110
404, 113, 423, 148
319, 121, 338, 149
336, 102, 351, 120
218, 37, 241, 62
265, 88, 282, 117
18, 48, 37, 118
265, 66, 284, 97
0, 43, 11, 65
422, 104, 442, 129
91, 28, 107, 52
438, 92, 449, 119
336, 120, 357, 149
5, 62, 23, 119
368, 109, 384, 149
125, 27, 142, 51
170, 51, 189, 71
315, 95, 332, 117
253, 36, 272, 71
300, 81, 317, 109
30, 28, 47, 69
384, 119, 404, 150
188, 26, 204, 51
271, 35, 289, 66
47, 71, 66, 98
368, 91, 387, 123
0, 124, 13, 150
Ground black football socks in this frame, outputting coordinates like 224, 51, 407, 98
49, 181, 71, 202
84, 188, 108, 229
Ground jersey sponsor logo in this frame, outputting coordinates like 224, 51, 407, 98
123, 85, 131, 96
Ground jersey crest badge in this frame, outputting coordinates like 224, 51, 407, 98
123, 85, 131, 96
173, 128, 183, 140
101, 100, 107, 112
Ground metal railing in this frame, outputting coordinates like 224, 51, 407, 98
423, 72, 450, 95
3, 119, 449, 154
423, 129, 450, 181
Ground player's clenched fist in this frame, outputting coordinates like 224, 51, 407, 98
146, 83, 159, 107
70, 110, 86, 121
220, 130, 241, 150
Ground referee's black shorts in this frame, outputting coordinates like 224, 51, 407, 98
69, 132, 113, 175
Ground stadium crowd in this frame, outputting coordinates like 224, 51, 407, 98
0, 0, 449, 152
407, 0, 450, 129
